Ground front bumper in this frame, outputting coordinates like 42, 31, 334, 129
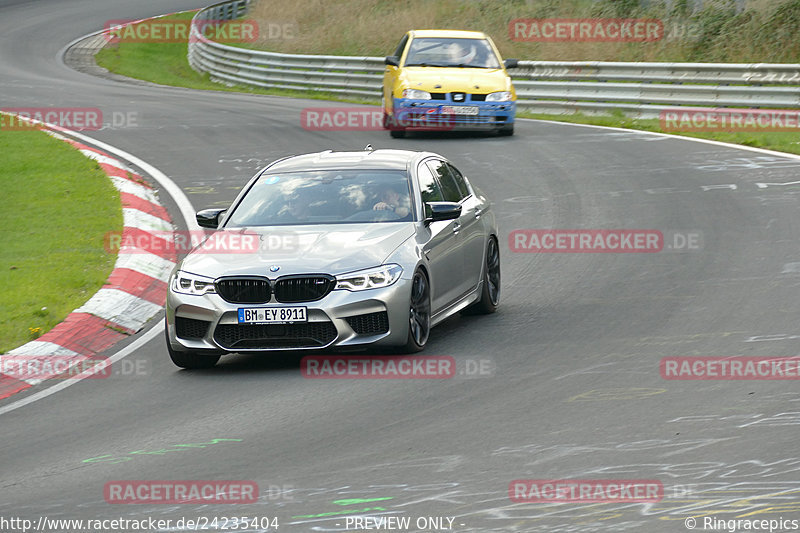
165, 277, 413, 353
390, 97, 516, 130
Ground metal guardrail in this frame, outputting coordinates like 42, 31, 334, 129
188, 0, 800, 119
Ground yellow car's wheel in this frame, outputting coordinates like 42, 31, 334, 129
385, 113, 406, 138
498, 123, 514, 136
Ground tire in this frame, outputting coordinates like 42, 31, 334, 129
384, 113, 406, 138
402, 269, 431, 352
497, 123, 514, 136
471, 236, 501, 314
165, 325, 221, 369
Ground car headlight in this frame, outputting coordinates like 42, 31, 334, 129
402, 89, 431, 100
486, 91, 513, 102
335, 264, 403, 291
171, 271, 217, 295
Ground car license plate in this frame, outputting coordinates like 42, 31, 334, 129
238, 307, 307, 324
441, 106, 479, 115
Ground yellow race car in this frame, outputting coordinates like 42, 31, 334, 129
382, 29, 518, 137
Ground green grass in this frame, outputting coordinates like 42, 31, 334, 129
98, 12, 219, 92
518, 110, 800, 156
0, 120, 123, 353
95, 12, 377, 104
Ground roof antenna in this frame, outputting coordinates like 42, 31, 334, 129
364, 144, 373, 151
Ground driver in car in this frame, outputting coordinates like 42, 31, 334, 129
445, 41, 477, 66
276, 191, 313, 222
373, 184, 410, 218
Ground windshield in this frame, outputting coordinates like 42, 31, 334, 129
403, 37, 501, 68
225, 169, 414, 226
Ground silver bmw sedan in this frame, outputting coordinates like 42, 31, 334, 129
165, 147, 500, 368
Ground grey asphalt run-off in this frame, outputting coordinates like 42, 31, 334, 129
1, 1, 799, 531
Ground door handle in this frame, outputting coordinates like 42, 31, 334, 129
453, 222, 461, 234
474, 208, 482, 219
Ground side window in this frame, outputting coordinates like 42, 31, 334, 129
393, 35, 409, 61
416, 162, 444, 217
427, 160, 464, 203
445, 163, 471, 198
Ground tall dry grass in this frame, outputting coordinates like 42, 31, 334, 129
248, 0, 799, 62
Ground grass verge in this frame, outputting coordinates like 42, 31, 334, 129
519, 111, 800, 156
95, 12, 800, 156
0, 120, 123, 353
95, 12, 376, 105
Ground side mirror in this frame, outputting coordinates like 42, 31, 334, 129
385, 56, 399, 67
424, 202, 462, 226
196, 208, 227, 229
504, 58, 519, 69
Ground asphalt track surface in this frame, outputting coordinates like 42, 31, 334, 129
2, 1, 800, 531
